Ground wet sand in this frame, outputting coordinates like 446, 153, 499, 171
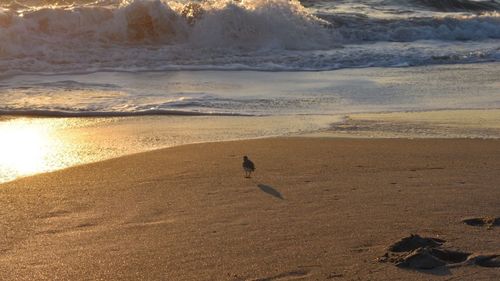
309, 109, 500, 139
2, 109, 499, 184
1, 138, 499, 280
0, 115, 336, 183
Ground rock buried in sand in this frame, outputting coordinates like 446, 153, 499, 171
462, 217, 500, 228
387, 234, 444, 252
469, 254, 500, 268
396, 248, 447, 269
396, 247, 472, 269
429, 248, 470, 264
381, 234, 500, 270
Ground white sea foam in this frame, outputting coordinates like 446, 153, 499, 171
0, 0, 498, 74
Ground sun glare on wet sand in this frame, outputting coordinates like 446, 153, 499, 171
0, 117, 139, 184
0, 118, 99, 184
0, 119, 57, 180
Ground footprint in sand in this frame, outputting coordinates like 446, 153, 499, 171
379, 234, 500, 270
123, 218, 175, 228
38, 209, 72, 219
462, 217, 500, 229
36, 209, 98, 235
249, 269, 310, 281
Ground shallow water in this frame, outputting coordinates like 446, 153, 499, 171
1, 64, 498, 116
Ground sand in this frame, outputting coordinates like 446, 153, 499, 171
0, 115, 336, 184
308, 109, 500, 139
2, 109, 499, 184
0, 138, 499, 280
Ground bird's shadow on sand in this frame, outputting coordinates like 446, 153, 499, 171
257, 184, 284, 200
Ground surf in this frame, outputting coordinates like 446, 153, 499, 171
0, 0, 499, 74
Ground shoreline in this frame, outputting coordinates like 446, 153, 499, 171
1, 135, 496, 187
1, 108, 499, 184
1, 137, 499, 280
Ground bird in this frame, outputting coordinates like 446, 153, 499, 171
242, 156, 255, 178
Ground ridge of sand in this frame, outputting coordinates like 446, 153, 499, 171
1, 138, 499, 280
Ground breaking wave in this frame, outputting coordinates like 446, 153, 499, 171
319, 12, 500, 42
414, 0, 500, 12
0, 0, 499, 73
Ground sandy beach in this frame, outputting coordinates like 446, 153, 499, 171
1, 0, 499, 279
1, 138, 499, 280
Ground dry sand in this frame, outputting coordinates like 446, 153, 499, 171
0, 138, 499, 280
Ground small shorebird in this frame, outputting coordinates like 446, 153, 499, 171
242, 156, 255, 178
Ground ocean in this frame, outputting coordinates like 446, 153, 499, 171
0, 0, 499, 116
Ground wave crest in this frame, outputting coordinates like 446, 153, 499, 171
0, 0, 499, 73
0, 0, 329, 46
415, 0, 500, 12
